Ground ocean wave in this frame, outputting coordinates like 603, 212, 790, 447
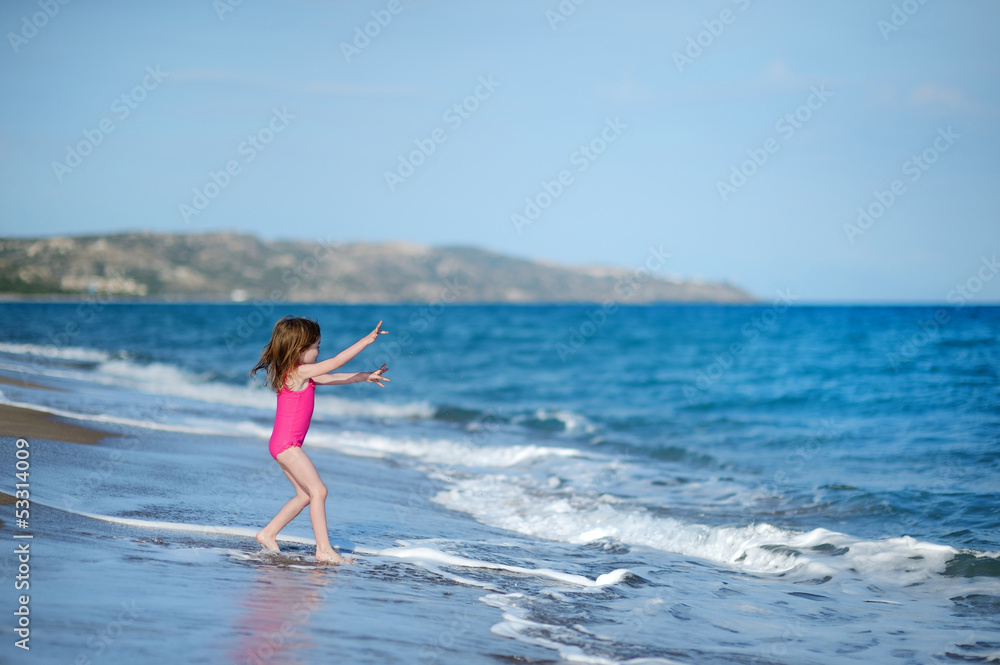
303, 429, 583, 468
92, 358, 434, 420
433, 473, 975, 586
483, 592, 679, 665
365, 545, 627, 588
0, 341, 113, 363
433, 404, 600, 440
1, 344, 597, 432
432, 404, 488, 424
512, 408, 597, 435
590, 439, 717, 467
945, 551, 1000, 578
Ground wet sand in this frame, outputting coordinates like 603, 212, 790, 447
0, 371, 116, 444
0, 402, 116, 445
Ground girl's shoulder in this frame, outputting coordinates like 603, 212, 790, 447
281, 365, 311, 391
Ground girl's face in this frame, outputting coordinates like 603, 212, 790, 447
300, 338, 320, 365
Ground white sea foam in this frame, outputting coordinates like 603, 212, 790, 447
0, 360, 121, 387
484, 593, 683, 665
33, 499, 628, 588
304, 429, 582, 467
42, 502, 316, 546
512, 408, 597, 434
357, 545, 627, 588
95, 358, 434, 419
433, 473, 962, 585
0, 341, 112, 363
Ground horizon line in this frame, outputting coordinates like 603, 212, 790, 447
0, 296, 996, 308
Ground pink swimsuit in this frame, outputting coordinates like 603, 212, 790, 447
268, 378, 315, 459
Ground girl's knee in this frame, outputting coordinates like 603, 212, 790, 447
312, 484, 328, 501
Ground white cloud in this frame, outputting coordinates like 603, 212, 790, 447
908, 83, 965, 108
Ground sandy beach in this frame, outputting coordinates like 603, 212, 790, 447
0, 374, 116, 445
0, 402, 117, 445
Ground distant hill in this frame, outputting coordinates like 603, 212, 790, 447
0, 232, 755, 303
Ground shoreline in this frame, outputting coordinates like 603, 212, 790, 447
0, 372, 63, 392
0, 401, 117, 446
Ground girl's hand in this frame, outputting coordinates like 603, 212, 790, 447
366, 320, 388, 344
367, 363, 390, 387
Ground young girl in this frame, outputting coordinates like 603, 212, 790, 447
249, 316, 389, 563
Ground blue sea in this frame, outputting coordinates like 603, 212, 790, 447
0, 302, 998, 664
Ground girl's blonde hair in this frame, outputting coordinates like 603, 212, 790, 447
249, 316, 321, 392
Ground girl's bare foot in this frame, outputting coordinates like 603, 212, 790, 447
256, 530, 280, 552
316, 547, 347, 564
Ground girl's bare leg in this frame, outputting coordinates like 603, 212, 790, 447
273, 447, 345, 563
256, 466, 311, 551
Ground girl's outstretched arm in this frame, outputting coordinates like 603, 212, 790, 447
314, 364, 390, 387
296, 321, 387, 380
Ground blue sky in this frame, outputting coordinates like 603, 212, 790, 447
1, 0, 998, 303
